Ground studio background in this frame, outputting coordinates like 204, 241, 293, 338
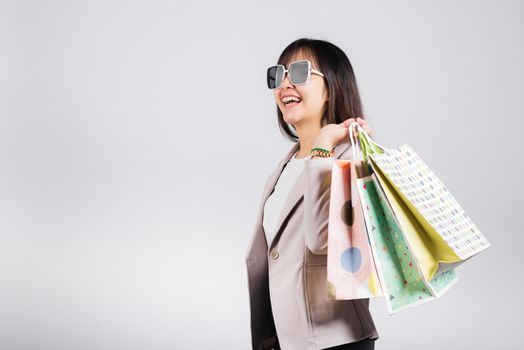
1, 1, 523, 349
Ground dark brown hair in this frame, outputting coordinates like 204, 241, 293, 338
275, 38, 365, 142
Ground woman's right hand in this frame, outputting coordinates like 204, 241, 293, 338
312, 117, 372, 150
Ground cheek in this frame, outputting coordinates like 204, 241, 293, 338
304, 90, 327, 108
302, 82, 328, 105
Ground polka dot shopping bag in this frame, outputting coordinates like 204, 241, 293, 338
327, 157, 382, 300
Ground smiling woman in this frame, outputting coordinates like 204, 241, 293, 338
245, 38, 378, 350
273, 40, 366, 153
271, 57, 329, 138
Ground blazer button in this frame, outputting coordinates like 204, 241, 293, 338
270, 250, 279, 260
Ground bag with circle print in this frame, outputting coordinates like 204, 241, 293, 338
326, 158, 382, 300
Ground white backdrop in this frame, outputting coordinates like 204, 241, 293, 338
1, 1, 523, 349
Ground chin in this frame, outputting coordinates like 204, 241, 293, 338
282, 113, 303, 126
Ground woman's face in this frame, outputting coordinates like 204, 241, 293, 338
273, 52, 328, 129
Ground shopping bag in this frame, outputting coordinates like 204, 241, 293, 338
327, 159, 382, 300
356, 175, 458, 314
349, 125, 458, 313
355, 124, 491, 282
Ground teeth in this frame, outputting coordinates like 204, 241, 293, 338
282, 96, 301, 104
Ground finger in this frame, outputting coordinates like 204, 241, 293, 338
354, 118, 366, 129
357, 118, 372, 134
362, 122, 372, 134
341, 118, 356, 127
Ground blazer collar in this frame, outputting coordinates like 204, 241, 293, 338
261, 141, 351, 251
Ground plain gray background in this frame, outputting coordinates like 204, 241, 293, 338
1, 0, 523, 349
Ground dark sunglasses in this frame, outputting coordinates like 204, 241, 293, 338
266, 60, 325, 90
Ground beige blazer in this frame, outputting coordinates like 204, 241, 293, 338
245, 141, 379, 350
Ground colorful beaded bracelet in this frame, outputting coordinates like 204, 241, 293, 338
310, 146, 335, 158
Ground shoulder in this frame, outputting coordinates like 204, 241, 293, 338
335, 141, 354, 161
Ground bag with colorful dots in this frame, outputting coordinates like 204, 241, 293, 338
326, 157, 383, 300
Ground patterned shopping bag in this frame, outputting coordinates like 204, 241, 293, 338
352, 124, 491, 282
327, 159, 382, 300
356, 175, 458, 314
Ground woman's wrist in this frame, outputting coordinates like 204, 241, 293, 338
310, 137, 335, 158
312, 136, 334, 150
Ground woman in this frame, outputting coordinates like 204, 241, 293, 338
245, 38, 379, 350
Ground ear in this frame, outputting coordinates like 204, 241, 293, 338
324, 81, 330, 99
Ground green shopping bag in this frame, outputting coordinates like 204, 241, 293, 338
356, 176, 458, 314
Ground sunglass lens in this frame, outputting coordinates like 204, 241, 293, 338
289, 61, 309, 85
267, 66, 284, 89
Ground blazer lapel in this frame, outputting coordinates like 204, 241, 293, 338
246, 142, 300, 263
265, 142, 351, 251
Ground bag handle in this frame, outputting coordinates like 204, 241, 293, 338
349, 122, 389, 155
349, 122, 390, 177
348, 122, 362, 162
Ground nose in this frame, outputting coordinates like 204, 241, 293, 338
280, 73, 294, 89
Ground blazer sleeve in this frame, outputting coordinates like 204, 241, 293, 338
303, 145, 352, 255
